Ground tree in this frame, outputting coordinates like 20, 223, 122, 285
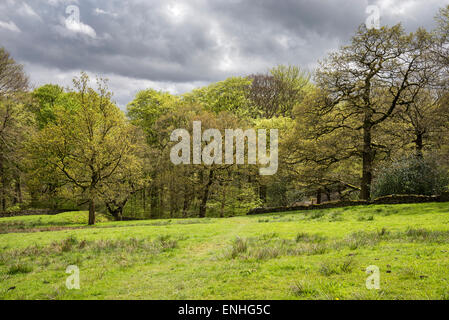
99, 132, 148, 221
0, 96, 34, 211
315, 24, 435, 200
387, 89, 449, 158
127, 90, 182, 217
184, 77, 254, 117
127, 89, 180, 145
165, 105, 243, 218
248, 65, 310, 118
289, 87, 362, 202
435, 5, 449, 72
29, 73, 143, 225
32, 84, 67, 129
26, 85, 81, 208
253, 116, 299, 206
0, 47, 28, 97
0, 47, 29, 212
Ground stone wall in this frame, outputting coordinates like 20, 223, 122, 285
247, 193, 449, 215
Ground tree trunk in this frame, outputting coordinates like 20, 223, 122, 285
0, 156, 5, 212
361, 120, 373, 200
159, 186, 164, 217
116, 209, 123, 221
337, 185, 343, 200
110, 209, 123, 221
88, 197, 95, 225
30, 190, 38, 208
220, 186, 226, 218
325, 188, 331, 202
316, 189, 322, 205
150, 185, 159, 218
112, 208, 123, 221
16, 177, 22, 204
259, 184, 267, 204
169, 187, 176, 218
199, 169, 214, 218
13, 176, 21, 205
182, 186, 190, 218
142, 188, 146, 216
415, 132, 424, 158
106, 202, 125, 221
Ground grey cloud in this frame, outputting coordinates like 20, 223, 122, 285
0, 0, 448, 108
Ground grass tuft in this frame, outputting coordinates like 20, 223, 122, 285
7, 263, 33, 275
290, 281, 317, 297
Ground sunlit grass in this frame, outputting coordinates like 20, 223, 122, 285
0, 202, 449, 299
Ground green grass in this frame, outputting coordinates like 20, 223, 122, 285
1, 203, 449, 300
0, 211, 110, 233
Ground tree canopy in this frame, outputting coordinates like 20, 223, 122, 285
1, 6, 449, 223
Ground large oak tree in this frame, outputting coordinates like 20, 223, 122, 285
314, 24, 436, 200
29, 73, 143, 224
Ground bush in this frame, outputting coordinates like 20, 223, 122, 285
372, 156, 449, 198
5, 204, 21, 214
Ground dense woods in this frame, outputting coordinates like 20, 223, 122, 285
1, 7, 449, 224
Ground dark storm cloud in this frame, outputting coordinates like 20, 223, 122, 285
0, 0, 448, 106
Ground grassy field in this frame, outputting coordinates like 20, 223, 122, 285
1, 202, 449, 300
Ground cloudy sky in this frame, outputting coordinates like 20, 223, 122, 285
1, 0, 448, 108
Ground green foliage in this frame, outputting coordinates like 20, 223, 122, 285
32, 84, 64, 129
372, 156, 449, 197
127, 89, 180, 145
0, 95, 35, 212
209, 183, 262, 217
185, 77, 254, 117
2, 8, 449, 223
28, 73, 145, 224
5, 204, 21, 214
32, 85, 81, 130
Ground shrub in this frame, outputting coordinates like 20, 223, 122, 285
5, 205, 21, 214
372, 156, 449, 198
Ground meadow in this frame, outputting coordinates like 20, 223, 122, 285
1, 202, 449, 300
